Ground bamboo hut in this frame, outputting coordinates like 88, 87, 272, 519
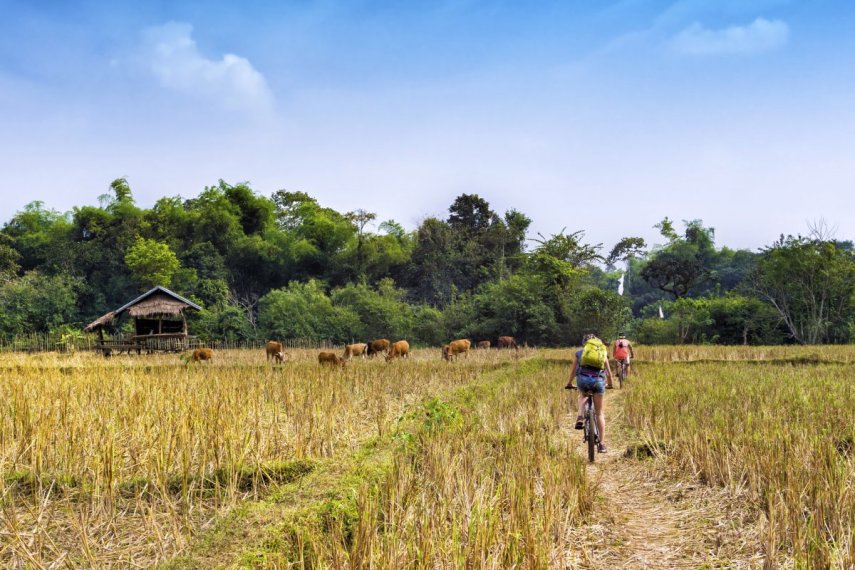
84, 286, 202, 356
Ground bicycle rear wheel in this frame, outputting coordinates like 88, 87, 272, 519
586, 405, 596, 462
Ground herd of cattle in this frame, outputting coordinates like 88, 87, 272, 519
186, 336, 519, 366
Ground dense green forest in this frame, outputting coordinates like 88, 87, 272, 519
1, 179, 853, 345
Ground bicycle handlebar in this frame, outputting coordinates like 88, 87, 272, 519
566, 385, 598, 397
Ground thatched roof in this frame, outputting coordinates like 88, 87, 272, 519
84, 311, 116, 333
84, 286, 202, 331
127, 293, 193, 318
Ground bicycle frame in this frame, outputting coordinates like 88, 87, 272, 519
569, 385, 601, 462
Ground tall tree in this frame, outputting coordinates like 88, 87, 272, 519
640, 219, 713, 299
752, 235, 855, 344
0, 233, 21, 280
2, 201, 72, 272
345, 208, 377, 282
271, 190, 355, 283
124, 237, 181, 289
407, 217, 457, 306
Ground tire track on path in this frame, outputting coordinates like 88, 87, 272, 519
563, 388, 761, 569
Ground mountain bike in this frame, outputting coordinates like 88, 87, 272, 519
616, 358, 628, 389
569, 385, 600, 462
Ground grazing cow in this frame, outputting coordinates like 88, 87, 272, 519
318, 351, 347, 367
343, 342, 368, 360
385, 340, 410, 362
476, 340, 491, 350
192, 348, 214, 363
497, 336, 519, 350
442, 339, 471, 362
367, 339, 391, 358
266, 340, 286, 364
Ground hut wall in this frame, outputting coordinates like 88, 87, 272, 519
135, 318, 185, 335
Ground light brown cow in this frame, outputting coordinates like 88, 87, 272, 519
497, 336, 519, 350
385, 340, 410, 362
266, 340, 285, 364
192, 348, 214, 363
318, 351, 347, 367
442, 339, 471, 362
343, 342, 368, 360
476, 340, 491, 350
367, 338, 391, 358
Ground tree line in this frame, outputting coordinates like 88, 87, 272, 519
1, 179, 853, 346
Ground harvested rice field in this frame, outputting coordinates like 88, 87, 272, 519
0, 346, 852, 568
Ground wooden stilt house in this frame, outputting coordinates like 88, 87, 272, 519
84, 286, 202, 356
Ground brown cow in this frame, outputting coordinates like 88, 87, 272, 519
318, 351, 347, 367
476, 340, 491, 350
266, 340, 286, 364
442, 339, 471, 362
497, 336, 519, 350
385, 340, 410, 362
343, 342, 368, 360
367, 338, 391, 358
192, 348, 214, 363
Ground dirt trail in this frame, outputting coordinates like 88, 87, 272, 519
563, 389, 759, 569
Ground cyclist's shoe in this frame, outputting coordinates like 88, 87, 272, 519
574, 416, 584, 430
606, 384, 614, 389
598, 443, 608, 453
564, 383, 574, 390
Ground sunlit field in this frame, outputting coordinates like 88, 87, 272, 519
626, 347, 855, 568
2, 345, 854, 568
258, 356, 594, 568
0, 346, 533, 567
637, 344, 855, 363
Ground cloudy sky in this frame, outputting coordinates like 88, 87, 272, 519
1, 0, 853, 251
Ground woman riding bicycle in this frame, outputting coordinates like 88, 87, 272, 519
612, 333, 634, 378
566, 333, 614, 453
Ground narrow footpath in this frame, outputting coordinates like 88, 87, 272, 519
562, 388, 763, 569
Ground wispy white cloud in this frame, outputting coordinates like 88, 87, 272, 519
139, 22, 273, 113
657, 0, 792, 27
671, 18, 789, 55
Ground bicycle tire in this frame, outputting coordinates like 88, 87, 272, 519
618, 362, 625, 389
586, 403, 596, 463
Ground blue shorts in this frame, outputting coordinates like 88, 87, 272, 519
576, 374, 605, 394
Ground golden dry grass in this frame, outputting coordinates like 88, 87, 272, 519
0, 347, 532, 567
635, 344, 855, 364
2, 345, 853, 568
624, 357, 855, 568
264, 357, 594, 568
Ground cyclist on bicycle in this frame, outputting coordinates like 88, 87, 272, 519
612, 334, 634, 378
566, 333, 613, 453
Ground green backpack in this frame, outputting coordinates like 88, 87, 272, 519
580, 337, 607, 369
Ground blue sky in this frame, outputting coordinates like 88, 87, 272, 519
1, 0, 854, 250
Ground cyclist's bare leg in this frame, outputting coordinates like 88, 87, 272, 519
577, 394, 586, 418
593, 393, 605, 444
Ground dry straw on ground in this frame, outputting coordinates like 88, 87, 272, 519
1, 345, 852, 568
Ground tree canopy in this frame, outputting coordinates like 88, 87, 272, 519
1, 179, 852, 346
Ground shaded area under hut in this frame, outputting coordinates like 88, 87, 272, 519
84, 286, 202, 356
